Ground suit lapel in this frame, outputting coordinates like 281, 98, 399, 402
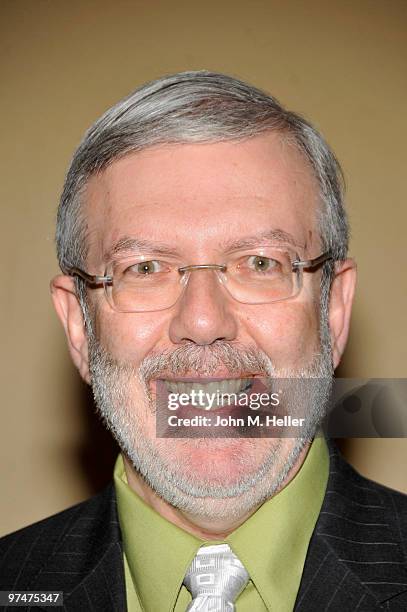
294, 531, 383, 610
31, 484, 127, 611
63, 541, 126, 611
295, 440, 407, 611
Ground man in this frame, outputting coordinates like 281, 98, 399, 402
1, 71, 406, 611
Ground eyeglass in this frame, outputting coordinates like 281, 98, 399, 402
64, 246, 333, 313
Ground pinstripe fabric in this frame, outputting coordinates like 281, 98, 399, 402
0, 484, 126, 611
294, 443, 407, 611
1, 441, 407, 611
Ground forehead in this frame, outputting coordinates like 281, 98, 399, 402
84, 133, 320, 265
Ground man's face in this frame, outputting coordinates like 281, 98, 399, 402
70, 133, 335, 520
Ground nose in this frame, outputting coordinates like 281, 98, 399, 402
168, 268, 239, 345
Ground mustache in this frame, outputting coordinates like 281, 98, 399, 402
88, 336, 332, 392
138, 341, 275, 381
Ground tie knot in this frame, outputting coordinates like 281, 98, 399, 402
183, 544, 249, 611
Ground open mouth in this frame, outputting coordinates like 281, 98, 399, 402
153, 376, 293, 438
156, 376, 265, 411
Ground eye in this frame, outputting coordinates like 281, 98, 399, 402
246, 255, 279, 273
127, 260, 163, 275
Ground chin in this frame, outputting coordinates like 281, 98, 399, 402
159, 436, 283, 484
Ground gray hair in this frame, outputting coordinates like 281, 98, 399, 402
56, 70, 348, 320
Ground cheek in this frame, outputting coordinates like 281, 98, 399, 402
242, 300, 321, 367
93, 306, 169, 363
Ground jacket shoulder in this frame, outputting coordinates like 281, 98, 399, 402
0, 483, 115, 590
330, 441, 407, 508
327, 441, 407, 557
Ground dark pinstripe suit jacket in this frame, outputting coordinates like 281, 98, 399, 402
1, 441, 407, 611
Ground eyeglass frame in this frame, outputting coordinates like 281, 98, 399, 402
63, 249, 333, 312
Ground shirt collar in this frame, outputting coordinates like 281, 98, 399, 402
114, 456, 202, 611
226, 435, 329, 610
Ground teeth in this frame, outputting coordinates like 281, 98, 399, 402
164, 378, 253, 410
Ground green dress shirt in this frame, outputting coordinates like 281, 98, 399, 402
114, 436, 328, 611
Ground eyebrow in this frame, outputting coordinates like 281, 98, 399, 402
220, 230, 304, 251
105, 229, 304, 261
105, 237, 180, 261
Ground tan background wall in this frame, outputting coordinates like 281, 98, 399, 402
1, 0, 406, 537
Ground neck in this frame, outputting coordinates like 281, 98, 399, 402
122, 443, 310, 540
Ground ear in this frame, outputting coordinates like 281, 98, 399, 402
328, 259, 357, 369
50, 274, 91, 384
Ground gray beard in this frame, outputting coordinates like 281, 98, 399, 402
87, 327, 333, 521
